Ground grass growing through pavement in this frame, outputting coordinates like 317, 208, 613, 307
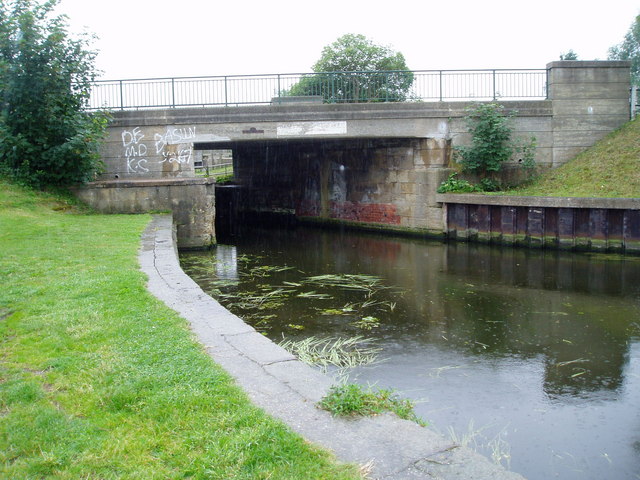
504, 116, 640, 198
0, 181, 359, 479
318, 384, 426, 427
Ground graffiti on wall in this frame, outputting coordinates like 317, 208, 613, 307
122, 127, 148, 173
121, 126, 196, 174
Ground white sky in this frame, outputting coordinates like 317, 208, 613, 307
58, 0, 639, 80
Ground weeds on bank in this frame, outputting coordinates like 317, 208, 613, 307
445, 420, 512, 469
318, 383, 427, 427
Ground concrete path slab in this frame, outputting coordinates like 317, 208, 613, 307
139, 215, 526, 479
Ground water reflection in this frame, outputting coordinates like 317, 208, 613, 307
214, 245, 238, 280
180, 225, 640, 480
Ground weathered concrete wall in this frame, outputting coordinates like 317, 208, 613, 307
73, 178, 215, 249
437, 193, 640, 254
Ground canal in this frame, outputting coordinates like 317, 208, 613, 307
179, 225, 640, 480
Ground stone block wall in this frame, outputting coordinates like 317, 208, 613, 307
73, 178, 215, 249
547, 61, 632, 166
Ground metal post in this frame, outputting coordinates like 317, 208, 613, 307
224, 76, 228, 107
492, 69, 497, 100
119, 80, 124, 110
439, 71, 443, 102
384, 71, 388, 102
171, 78, 176, 108
277, 74, 281, 102
545, 68, 550, 100
331, 73, 335, 103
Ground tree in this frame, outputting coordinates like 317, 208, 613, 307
608, 14, 640, 84
0, 0, 109, 188
287, 34, 414, 103
559, 50, 579, 60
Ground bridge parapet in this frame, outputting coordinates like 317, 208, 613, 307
89, 69, 547, 110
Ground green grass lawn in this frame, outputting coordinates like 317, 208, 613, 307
0, 181, 359, 479
505, 116, 640, 198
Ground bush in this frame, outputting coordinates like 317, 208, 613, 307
455, 102, 536, 182
437, 173, 479, 193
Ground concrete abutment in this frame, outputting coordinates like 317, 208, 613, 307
73, 178, 216, 249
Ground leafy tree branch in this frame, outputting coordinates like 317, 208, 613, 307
0, 0, 109, 188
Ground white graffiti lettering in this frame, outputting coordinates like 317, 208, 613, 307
120, 125, 196, 175
124, 143, 147, 158
122, 127, 149, 174
121, 126, 144, 147
159, 147, 193, 165
154, 127, 197, 155
127, 157, 149, 173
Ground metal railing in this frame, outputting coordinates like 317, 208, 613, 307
195, 162, 233, 178
88, 69, 548, 110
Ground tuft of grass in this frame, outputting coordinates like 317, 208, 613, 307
318, 383, 427, 427
503, 117, 640, 198
0, 180, 360, 479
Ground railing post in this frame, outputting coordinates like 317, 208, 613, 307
119, 80, 124, 111
277, 74, 281, 101
439, 70, 443, 102
384, 71, 388, 102
171, 78, 176, 108
492, 69, 497, 100
224, 76, 228, 107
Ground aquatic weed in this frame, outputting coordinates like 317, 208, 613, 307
278, 335, 381, 370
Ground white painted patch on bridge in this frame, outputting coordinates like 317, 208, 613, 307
277, 121, 347, 137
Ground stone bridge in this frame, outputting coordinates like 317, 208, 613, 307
75, 61, 632, 248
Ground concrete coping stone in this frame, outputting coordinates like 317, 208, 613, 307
547, 60, 631, 69
109, 100, 553, 128
138, 213, 526, 480
81, 177, 216, 189
271, 95, 324, 104
436, 193, 640, 210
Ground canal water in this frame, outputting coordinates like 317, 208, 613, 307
179, 225, 640, 480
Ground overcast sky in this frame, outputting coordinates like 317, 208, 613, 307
58, 0, 638, 80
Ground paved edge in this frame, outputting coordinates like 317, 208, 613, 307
139, 214, 526, 480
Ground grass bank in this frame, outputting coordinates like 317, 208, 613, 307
505, 116, 640, 197
0, 181, 359, 479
